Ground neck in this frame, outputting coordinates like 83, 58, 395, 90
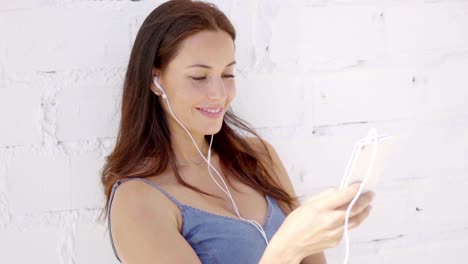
171, 130, 211, 164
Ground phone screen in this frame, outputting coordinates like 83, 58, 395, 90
339, 135, 394, 192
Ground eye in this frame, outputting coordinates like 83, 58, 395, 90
191, 76, 207, 81
223, 74, 236, 79
190, 74, 236, 81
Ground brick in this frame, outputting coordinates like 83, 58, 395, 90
55, 70, 121, 141
378, 229, 468, 263
0, 0, 54, 11
311, 68, 420, 126
228, 0, 257, 71
0, 88, 43, 146
74, 223, 119, 264
0, 227, 60, 264
301, 5, 386, 71
385, 3, 468, 63
232, 72, 304, 128
70, 151, 107, 210
0, 6, 132, 72
7, 150, 71, 215
269, 6, 304, 71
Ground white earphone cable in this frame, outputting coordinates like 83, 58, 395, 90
154, 77, 269, 245
342, 128, 379, 264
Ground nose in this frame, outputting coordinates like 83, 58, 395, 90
207, 77, 227, 100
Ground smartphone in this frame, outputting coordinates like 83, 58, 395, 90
339, 132, 394, 192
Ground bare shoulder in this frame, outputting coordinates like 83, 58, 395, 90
109, 179, 200, 263
110, 179, 178, 222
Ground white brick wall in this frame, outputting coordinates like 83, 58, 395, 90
1, 0, 467, 263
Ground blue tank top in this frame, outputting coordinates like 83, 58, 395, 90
107, 177, 287, 264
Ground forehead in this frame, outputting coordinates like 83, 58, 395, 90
172, 30, 235, 68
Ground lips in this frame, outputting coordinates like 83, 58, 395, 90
196, 107, 224, 119
197, 107, 223, 113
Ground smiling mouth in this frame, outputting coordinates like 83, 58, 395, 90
196, 107, 224, 118
196, 107, 223, 113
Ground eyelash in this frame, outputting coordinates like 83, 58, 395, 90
191, 74, 236, 81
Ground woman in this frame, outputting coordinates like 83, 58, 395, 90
100, 0, 374, 263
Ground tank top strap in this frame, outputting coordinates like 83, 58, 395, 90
107, 177, 184, 263
113, 177, 184, 208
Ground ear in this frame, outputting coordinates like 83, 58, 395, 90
150, 67, 162, 94
152, 67, 161, 77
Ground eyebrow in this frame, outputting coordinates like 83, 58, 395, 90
185, 61, 236, 69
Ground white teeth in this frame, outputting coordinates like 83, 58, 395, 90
199, 108, 221, 113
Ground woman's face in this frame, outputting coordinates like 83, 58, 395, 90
152, 30, 236, 137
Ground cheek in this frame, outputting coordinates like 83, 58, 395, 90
180, 83, 204, 99
180, 80, 236, 102
227, 82, 236, 100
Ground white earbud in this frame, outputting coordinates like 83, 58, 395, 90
153, 76, 167, 99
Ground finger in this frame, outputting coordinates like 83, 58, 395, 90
328, 206, 372, 242
324, 183, 363, 209
323, 210, 349, 230
336, 192, 374, 217
328, 203, 372, 231
302, 186, 339, 207
346, 205, 372, 230
317, 186, 340, 198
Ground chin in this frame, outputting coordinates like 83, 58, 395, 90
201, 124, 223, 136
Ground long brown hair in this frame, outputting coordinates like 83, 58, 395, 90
99, 0, 298, 223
